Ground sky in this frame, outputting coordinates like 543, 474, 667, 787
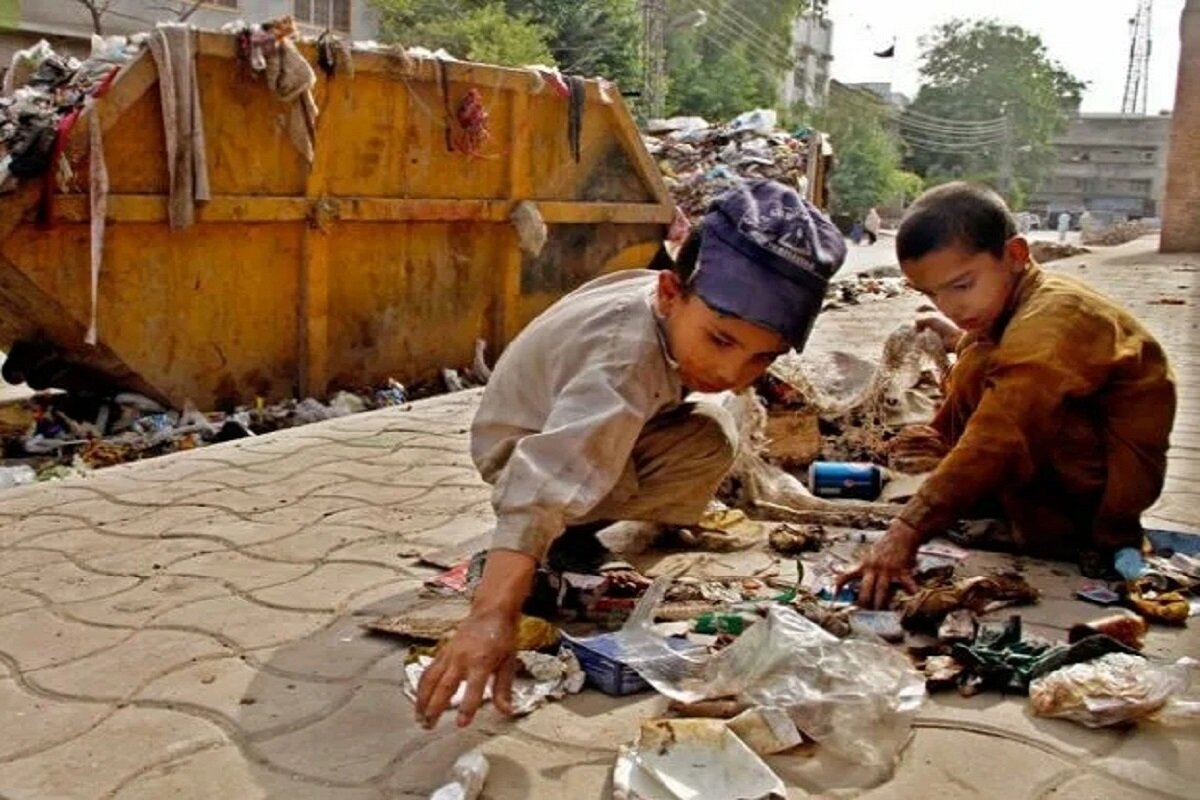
827, 0, 1185, 114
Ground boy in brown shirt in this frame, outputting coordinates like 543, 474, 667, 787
844, 183, 1176, 609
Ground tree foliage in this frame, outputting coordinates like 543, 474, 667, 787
507, 0, 641, 87
905, 19, 1086, 204
808, 88, 911, 222
372, 0, 555, 66
663, 0, 812, 120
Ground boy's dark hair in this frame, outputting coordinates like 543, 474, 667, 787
896, 182, 1017, 262
647, 225, 703, 288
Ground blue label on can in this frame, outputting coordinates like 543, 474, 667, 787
809, 461, 883, 500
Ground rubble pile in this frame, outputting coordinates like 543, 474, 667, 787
643, 109, 822, 220
759, 324, 949, 467
1082, 220, 1152, 247
1, 36, 141, 190
1029, 241, 1090, 263
0, 365, 487, 484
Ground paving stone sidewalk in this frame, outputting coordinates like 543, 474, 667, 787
0, 238, 1197, 799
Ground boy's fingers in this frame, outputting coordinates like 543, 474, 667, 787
422, 666, 464, 729
857, 571, 877, 608
872, 574, 892, 611
415, 657, 447, 715
835, 564, 862, 592
900, 573, 919, 595
456, 668, 491, 728
493, 656, 517, 716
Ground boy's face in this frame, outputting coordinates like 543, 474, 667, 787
901, 237, 1030, 336
656, 271, 789, 393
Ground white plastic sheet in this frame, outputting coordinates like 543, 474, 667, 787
614, 579, 926, 773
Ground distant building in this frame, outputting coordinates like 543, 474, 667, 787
845, 82, 910, 109
1028, 113, 1173, 221
1, 0, 379, 76
780, 12, 833, 110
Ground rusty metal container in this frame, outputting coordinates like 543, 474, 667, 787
0, 32, 673, 408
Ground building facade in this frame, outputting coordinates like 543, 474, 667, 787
1162, 0, 1200, 252
1028, 113, 1172, 222
1, 0, 379, 71
780, 12, 833, 110
845, 81, 909, 109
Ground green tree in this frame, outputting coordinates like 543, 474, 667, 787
904, 19, 1086, 205
809, 87, 908, 223
507, 0, 641, 87
663, 0, 812, 120
371, 0, 554, 66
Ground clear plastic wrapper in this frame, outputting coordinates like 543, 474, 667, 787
1030, 654, 1200, 728
614, 579, 926, 773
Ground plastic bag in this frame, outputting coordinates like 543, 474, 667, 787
614, 579, 926, 773
429, 750, 489, 800
1030, 654, 1200, 728
728, 109, 778, 135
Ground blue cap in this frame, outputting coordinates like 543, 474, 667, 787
691, 180, 846, 350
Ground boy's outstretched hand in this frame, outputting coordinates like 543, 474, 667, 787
837, 519, 922, 610
414, 548, 536, 730
415, 608, 519, 729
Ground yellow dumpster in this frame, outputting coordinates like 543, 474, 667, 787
0, 31, 673, 409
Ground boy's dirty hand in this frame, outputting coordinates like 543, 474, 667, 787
415, 608, 519, 730
838, 519, 921, 610
415, 548, 536, 730
915, 316, 963, 353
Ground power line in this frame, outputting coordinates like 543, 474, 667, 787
703, 0, 790, 51
695, 1, 794, 66
693, 7, 796, 73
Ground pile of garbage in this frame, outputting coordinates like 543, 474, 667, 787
1, 36, 141, 190
1082, 220, 1152, 247
755, 323, 949, 471
1029, 241, 1090, 263
644, 109, 822, 221
0, 356, 488, 487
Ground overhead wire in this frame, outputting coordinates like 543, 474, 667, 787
651, 3, 1012, 156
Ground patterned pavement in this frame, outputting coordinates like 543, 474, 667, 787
0, 237, 1197, 799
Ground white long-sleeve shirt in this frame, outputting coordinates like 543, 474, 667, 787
470, 270, 684, 558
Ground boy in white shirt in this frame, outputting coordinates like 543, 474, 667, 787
417, 180, 847, 729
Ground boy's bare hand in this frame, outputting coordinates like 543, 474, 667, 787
415, 608, 519, 730
415, 548, 536, 730
915, 316, 963, 353
837, 519, 921, 609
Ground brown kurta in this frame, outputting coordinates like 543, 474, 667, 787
899, 264, 1176, 559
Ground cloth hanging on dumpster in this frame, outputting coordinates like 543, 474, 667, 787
148, 24, 211, 229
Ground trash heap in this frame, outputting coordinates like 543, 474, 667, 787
0, 361, 487, 486
1082, 220, 1153, 247
643, 109, 821, 221
1, 36, 142, 191
383, 503, 1198, 798
1029, 241, 1090, 263
754, 323, 949, 473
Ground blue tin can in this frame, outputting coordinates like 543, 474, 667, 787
809, 461, 883, 500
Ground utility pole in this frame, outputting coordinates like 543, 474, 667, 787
998, 108, 1015, 204
641, 0, 668, 119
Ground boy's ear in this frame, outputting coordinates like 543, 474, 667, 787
1005, 236, 1031, 266
657, 268, 686, 306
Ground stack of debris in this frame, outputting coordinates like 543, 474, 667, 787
1029, 241, 1090, 263
1082, 220, 1152, 247
643, 109, 824, 220
0, 346, 490, 485
756, 323, 949, 471
1, 36, 141, 191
